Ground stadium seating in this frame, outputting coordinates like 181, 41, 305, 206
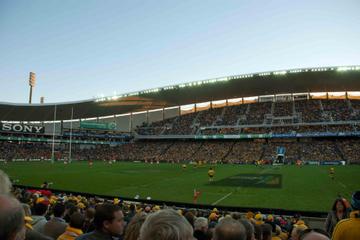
135, 99, 360, 136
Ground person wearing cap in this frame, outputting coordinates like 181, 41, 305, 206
254, 213, 264, 225
332, 191, 360, 240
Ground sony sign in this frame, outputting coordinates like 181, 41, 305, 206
0, 123, 45, 134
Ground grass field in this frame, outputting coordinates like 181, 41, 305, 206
1, 162, 359, 212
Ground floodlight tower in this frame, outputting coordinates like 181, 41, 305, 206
29, 72, 36, 104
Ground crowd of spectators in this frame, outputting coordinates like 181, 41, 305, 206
1, 169, 360, 240
191, 142, 233, 163
224, 141, 263, 164
136, 99, 360, 136
336, 140, 360, 164
2, 137, 360, 164
163, 113, 197, 135
273, 102, 293, 117
158, 142, 203, 163
322, 100, 352, 122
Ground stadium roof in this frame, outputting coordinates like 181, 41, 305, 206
1, 65, 360, 121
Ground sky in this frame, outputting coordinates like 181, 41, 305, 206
0, 0, 359, 104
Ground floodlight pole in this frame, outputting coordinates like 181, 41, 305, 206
28, 72, 36, 104
29, 87, 33, 104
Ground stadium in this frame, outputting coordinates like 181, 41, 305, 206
1, 1, 360, 239
1, 65, 360, 229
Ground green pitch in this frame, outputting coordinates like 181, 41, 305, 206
1, 162, 359, 212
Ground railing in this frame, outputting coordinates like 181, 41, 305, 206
13, 184, 328, 218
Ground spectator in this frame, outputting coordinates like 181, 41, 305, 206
324, 198, 349, 236
213, 218, 246, 240
82, 207, 96, 233
238, 219, 255, 240
58, 212, 85, 240
260, 224, 272, 240
193, 217, 209, 240
291, 224, 308, 240
0, 194, 26, 240
253, 224, 262, 240
31, 201, 49, 234
184, 211, 196, 228
44, 202, 68, 239
22, 203, 52, 240
0, 169, 12, 194
139, 209, 194, 240
299, 229, 330, 240
76, 203, 125, 240
332, 191, 360, 240
124, 212, 147, 240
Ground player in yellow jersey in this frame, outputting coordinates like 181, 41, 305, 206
329, 167, 335, 180
208, 167, 215, 182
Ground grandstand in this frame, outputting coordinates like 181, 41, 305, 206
1, 66, 360, 240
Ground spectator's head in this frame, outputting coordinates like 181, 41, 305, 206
291, 224, 308, 240
253, 223, 262, 240
213, 218, 246, 240
261, 223, 272, 240
238, 219, 255, 240
124, 212, 147, 240
194, 217, 208, 233
331, 198, 346, 212
230, 212, 242, 220
69, 212, 85, 229
53, 202, 66, 218
94, 203, 125, 236
85, 207, 96, 221
184, 211, 196, 227
351, 191, 360, 210
0, 194, 26, 240
0, 170, 12, 194
65, 202, 79, 216
33, 202, 48, 216
299, 229, 330, 240
139, 209, 194, 240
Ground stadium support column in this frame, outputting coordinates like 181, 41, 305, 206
51, 105, 57, 163
146, 111, 149, 124
69, 107, 74, 163
162, 108, 165, 121
129, 113, 133, 132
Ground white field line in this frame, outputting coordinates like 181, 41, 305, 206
211, 192, 233, 205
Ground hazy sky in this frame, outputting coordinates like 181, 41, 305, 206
0, 0, 359, 103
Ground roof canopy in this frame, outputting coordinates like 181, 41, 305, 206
1, 66, 360, 121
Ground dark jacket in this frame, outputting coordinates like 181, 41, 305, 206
325, 210, 349, 236
25, 228, 53, 240
75, 230, 122, 240
194, 229, 209, 240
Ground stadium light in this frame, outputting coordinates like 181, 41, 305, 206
28, 72, 36, 104
273, 71, 287, 75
